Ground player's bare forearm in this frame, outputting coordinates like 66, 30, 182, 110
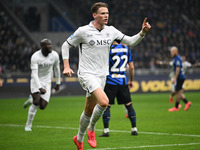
156, 60, 169, 66
129, 62, 134, 82
63, 59, 70, 69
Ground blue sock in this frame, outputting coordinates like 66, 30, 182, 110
125, 104, 136, 128
102, 106, 110, 128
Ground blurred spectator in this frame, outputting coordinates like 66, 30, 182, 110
0, 10, 36, 73
63, 0, 200, 69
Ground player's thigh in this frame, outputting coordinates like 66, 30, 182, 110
175, 78, 185, 92
40, 82, 51, 103
32, 92, 41, 106
92, 87, 109, 108
116, 85, 132, 104
85, 95, 97, 115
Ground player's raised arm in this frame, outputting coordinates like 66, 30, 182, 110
122, 18, 151, 46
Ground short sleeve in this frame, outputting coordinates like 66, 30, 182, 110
67, 27, 83, 47
53, 51, 60, 66
175, 59, 181, 67
111, 26, 125, 43
30, 54, 38, 70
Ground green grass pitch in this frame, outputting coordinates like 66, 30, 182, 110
0, 92, 200, 150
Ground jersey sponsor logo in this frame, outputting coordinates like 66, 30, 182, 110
96, 39, 111, 45
111, 48, 128, 53
89, 40, 95, 46
38, 62, 53, 67
87, 34, 93, 37
111, 74, 126, 78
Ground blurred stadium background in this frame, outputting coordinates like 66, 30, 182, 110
0, 0, 200, 98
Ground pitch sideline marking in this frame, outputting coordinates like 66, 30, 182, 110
87, 142, 200, 150
1, 123, 200, 138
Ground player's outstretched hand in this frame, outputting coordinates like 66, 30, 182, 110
142, 17, 151, 33
63, 67, 74, 77
39, 88, 46, 94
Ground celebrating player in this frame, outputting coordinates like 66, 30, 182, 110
168, 46, 191, 112
99, 41, 137, 137
61, 2, 151, 150
24, 38, 61, 131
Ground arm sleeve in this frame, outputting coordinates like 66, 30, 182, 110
186, 61, 192, 67
62, 41, 72, 59
122, 33, 143, 46
31, 69, 42, 89
53, 52, 61, 85
62, 28, 82, 59
30, 55, 42, 89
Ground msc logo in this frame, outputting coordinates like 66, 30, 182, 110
96, 39, 111, 45
89, 40, 95, 46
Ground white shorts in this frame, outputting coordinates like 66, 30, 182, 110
30, 79, 51, 102
78, 73, 106, 97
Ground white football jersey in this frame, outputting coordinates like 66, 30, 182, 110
182, 61, 192, 75
67, 21, 124, 77
31, 50, 60, 83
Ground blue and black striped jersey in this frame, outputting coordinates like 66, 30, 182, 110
173, 54, 185, 79
106, 44, 133, 85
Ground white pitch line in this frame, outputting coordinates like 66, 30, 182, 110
87, 142, 200, 150
1, 124, 200, 138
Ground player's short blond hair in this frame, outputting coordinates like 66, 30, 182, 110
170, 46, 178, 52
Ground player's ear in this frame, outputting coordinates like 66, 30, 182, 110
93, 13, 97, 19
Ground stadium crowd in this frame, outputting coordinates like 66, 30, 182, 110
63, 0, 200, 70
0, 10, 37, 74
0, 0, 200, 74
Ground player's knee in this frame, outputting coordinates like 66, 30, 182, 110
99, 97, 109, 108
39, 100, 48, 110
39, 105, 46, 110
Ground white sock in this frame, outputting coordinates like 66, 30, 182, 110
131, 127, 137, 132
104, 128, 109, 133
88, 104, 106, 131
28, 94, 33, 103
77, 111, 91, 142
26, 104, 37, 127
